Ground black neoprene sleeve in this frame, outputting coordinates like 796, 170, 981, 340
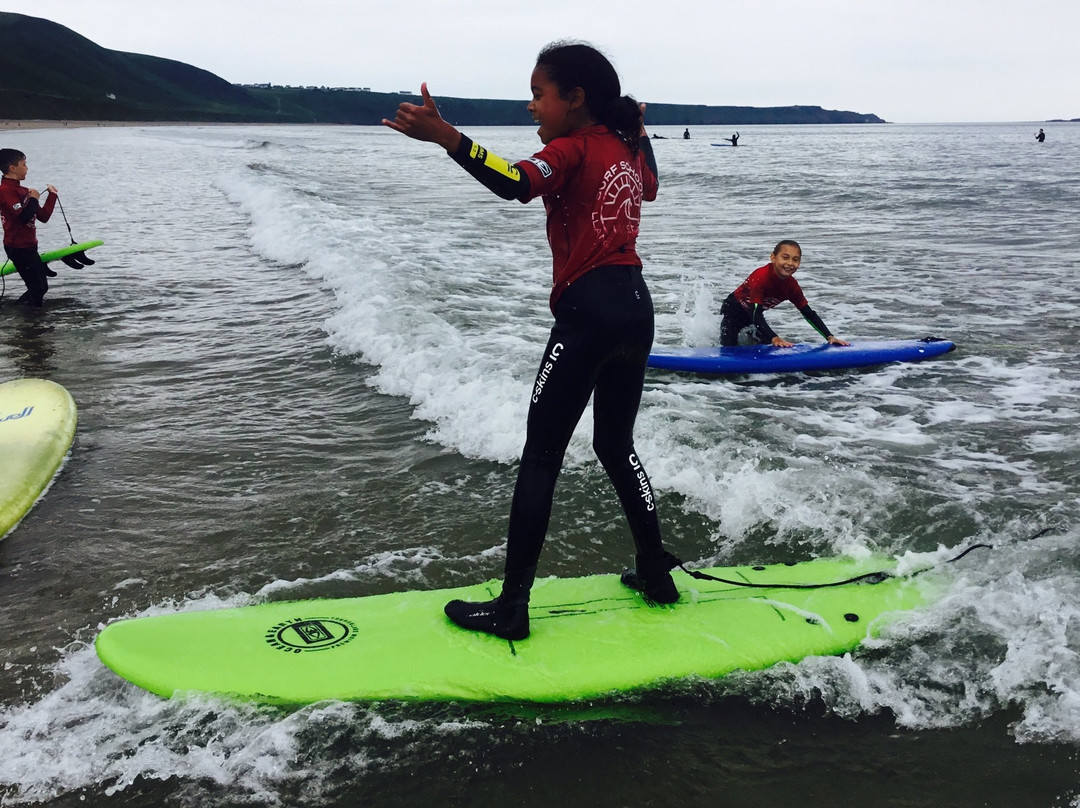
639, 135, 658, 179
798, 305, 833, 339
448, 135, 531, 201
750, 304, 778, 342
17, 197, 39, 225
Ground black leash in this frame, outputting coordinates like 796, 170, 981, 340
665, 526, 1056, 591
53, 196, 95, 268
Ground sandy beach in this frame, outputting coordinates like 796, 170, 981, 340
0, 119, 252, 131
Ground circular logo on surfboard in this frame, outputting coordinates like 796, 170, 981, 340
265, 617, 358, 653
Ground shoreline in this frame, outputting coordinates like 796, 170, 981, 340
0, 119, 277, 132
3, 118, 1068, 134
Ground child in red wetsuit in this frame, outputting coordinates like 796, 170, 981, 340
384, 41, 678, 640
720, 240, 850, 348
0, 148, 58, 308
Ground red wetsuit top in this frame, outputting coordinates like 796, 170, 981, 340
516, 125, 658, 310
450, 126, 658, 312
722, 263, 832, 343
732, 264, 809, 311
0, 176, 56, 249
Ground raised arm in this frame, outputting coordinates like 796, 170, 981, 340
37, 185, 57, 223
637, 103, 658, 198
383, 83, 531, 202
381, 83, 462, 152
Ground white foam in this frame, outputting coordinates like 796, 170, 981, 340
214, 129, 1080, 561
0, 641, 489, 804
42, 122, 1068, 766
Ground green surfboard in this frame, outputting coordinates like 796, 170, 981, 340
95, 556, 933, 704
0, 240, 103, 277
0, 378, 78, 539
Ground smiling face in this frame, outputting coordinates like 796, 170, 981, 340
527, 65, 592, 144
769, 243, 802, 279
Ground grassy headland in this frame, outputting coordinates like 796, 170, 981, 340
0, 12, 887, 126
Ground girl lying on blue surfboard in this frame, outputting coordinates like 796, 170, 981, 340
719, 240, 850, 348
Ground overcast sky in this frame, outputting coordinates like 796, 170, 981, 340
11, 0, 1077, 123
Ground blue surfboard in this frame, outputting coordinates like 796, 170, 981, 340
647, 338, 955, 375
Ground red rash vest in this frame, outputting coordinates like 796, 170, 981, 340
0, 176, 56, 249
516, 125, 658, 311
732, 264, 809, 311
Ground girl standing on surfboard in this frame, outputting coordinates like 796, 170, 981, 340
383, 41, 679, 640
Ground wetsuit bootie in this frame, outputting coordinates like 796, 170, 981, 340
444, 566, 535, 641
444, 596, 529, 640
44, 267, 57, 277
621, 551, 680, 604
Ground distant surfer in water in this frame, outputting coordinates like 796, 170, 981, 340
1035, 128, 1046, 142
384, 41, 679, 640
0, 148, 59, 308
724, 132, 739, 146
683, 128, 690, 139
719, 240, 849, 348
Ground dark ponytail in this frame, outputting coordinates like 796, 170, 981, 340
535, 41, 642, 154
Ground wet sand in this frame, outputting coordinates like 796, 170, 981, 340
1, 120, 161, 131
0, 119, 347, 132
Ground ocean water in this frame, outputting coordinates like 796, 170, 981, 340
0, 119, 1078, 806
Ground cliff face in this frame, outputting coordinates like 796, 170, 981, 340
0, 12, 276, 121
0, 12, 886, 125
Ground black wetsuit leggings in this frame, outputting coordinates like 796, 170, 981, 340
719, 293, 762, 346
3, 246, 49, 307
503, 265, 664, 579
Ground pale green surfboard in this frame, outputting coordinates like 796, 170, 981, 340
95, 556, 933, 704
0, 240, 103, 277
0, 378, 78, 539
